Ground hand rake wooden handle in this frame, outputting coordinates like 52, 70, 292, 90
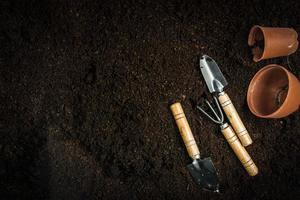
221, 123, 258, 176
218, 92, 253, 147
170, 103, 200, 160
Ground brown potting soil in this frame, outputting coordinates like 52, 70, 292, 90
0, 0, 300, 199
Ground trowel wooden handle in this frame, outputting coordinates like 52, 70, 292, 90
221, 124, 258, 176
170, 103, 200, 160
218, 92, 253, 146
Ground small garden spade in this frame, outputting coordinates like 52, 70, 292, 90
170, 103, 219, 192
200, 55, 253, 147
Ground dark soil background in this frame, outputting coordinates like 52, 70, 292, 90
0, 0, 300, 199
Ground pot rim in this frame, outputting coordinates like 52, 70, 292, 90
248, 25, 265, 62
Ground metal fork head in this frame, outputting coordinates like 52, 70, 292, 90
196, 96, 224, 124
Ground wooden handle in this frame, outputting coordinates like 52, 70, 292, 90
221, 124, 258, 176
170, 103, 200, 160
218, 92, 253, 147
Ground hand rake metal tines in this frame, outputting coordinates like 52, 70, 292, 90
197, 96, 225, 126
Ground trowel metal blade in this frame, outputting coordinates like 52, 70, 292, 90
200, 55, 228, 93
187, 158, 219, 192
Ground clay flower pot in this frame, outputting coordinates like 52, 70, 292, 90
248, 25, 298, 62
247, 64, 300, 118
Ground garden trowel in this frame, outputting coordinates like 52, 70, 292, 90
170, 103, 219, 192
199, 55, 253, 147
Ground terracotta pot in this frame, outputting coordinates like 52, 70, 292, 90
248, 25, 298, 62
247, 64, 300, 118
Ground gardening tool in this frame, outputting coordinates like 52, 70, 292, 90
170, 102, 219, 192
247, 64, 300, 118
197, 97, 258, 176
200, 55, 252, 147
248, 25, 298, 62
